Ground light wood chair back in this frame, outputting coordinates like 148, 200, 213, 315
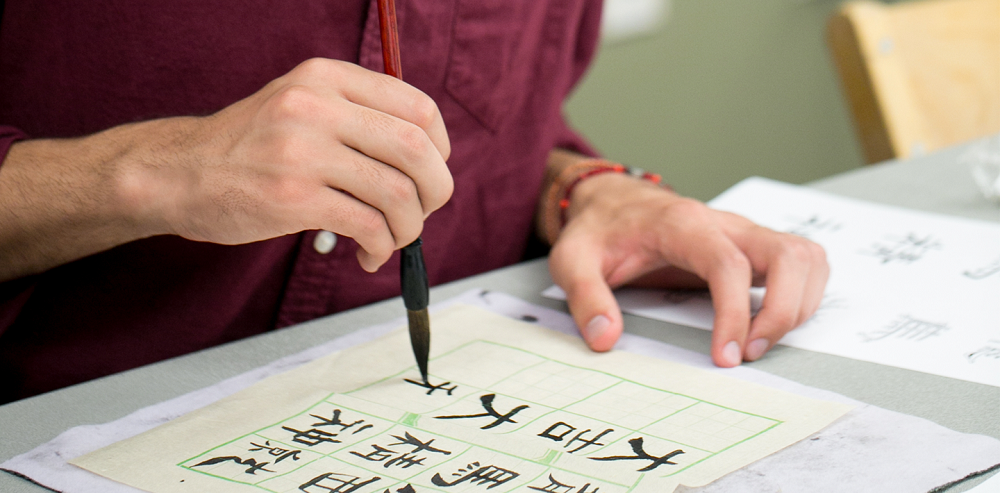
828, 0, 1000, 164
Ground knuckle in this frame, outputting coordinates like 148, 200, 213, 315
807, 240, 828, 263
668, 197, 706, 215
409, 93, 440, 129
662, 198, 710, 224
397, 123, 431, 159
357, 207, 388, 239
267, 85, 317, 122
385, 172, 418, 205
779, 238, 814, 263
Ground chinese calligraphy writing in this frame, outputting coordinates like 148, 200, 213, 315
968, 341, 1000, 363
963, 257, 1000, 280
861, 233, 942, 264
282, 409, 373, 447
435, 394, 529, 430
192, 456, 273, 475
299, 472, 381, 493
861, 315, 950, 342
404, 378, 458, 396
538, 422, 614, 454
591, 437, 684, 472
349, 431, 451, 469
249, 440, 302, 464
528, 474, 600, 493
785, 214, 842, 238
431, 462, 520, 489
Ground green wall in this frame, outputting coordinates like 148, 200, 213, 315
564, 0, 866, 201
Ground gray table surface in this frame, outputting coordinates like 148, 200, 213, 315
2, 140, 999, 492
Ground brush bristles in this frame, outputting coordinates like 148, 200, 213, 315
407, 308, 430, 383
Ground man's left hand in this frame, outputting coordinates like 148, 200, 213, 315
548, 172, 829, 367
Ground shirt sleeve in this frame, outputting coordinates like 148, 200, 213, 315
553, 0, 603, 158
0, 125, 34, 336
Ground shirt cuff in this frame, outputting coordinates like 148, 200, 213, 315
0, 125, 29, 171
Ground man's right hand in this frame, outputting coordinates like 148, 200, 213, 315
0, 58, 453, 280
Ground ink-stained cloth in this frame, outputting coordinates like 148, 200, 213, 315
0, 0, 601, 403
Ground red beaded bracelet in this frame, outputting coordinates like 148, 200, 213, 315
558, 165, 663, 227
541, 159, 666, 245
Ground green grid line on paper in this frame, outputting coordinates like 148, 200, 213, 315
177, 340, 783, 491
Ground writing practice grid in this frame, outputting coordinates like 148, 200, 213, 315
71, 305, 850, 493
545, 177, 1000, 387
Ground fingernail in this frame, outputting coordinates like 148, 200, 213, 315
722, 341, 742, 367
745, 338, 770, 361
584, 315, 611, 344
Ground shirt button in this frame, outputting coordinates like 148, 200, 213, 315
313, 230, 337, 254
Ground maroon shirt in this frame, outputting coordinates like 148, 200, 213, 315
0, 0, 601, 403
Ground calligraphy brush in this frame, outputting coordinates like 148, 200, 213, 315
377, 0, 431, 385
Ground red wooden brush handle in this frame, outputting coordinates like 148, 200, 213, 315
377, 0, 403, 80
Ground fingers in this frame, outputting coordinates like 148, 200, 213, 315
729, 226, 830, 361
696, 244, 754, 368
288, 58, 451, 161
275, 58, 453, 218
744, 248, 810, 361
309, 188, 397, 272
336, 100, 453, 216
324, 145, 424, 249
549, 233, 624, 352
328, 61, 451, 162
649, 203, 754, 367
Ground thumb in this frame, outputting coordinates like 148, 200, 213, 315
549, 239, 623, 352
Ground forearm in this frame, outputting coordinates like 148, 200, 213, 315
0, 118, 187, 281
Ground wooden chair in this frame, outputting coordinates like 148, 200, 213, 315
828, 0, 1000, 164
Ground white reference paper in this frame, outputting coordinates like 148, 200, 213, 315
544, 177, 1000, 387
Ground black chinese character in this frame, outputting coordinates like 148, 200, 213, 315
590, 437, 684, 472
539, 422, 576, 441
282, 426, 341, 447
299, 472, 381, 492
405, 378, 458, 396
283, 409, 373, 446
387, 431, 452, 456
539, 423, 614, 454
528, 474, 599, 493
435, 394, 529, 430
248, 440, 302, 463
193, 456, 273, 475
861, 315, 949, 342
565, 428, 614, 454
862, 233, 942, 264
431, 462, 519, 489
350, 445, 425, 469
350, 431, 451, 469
